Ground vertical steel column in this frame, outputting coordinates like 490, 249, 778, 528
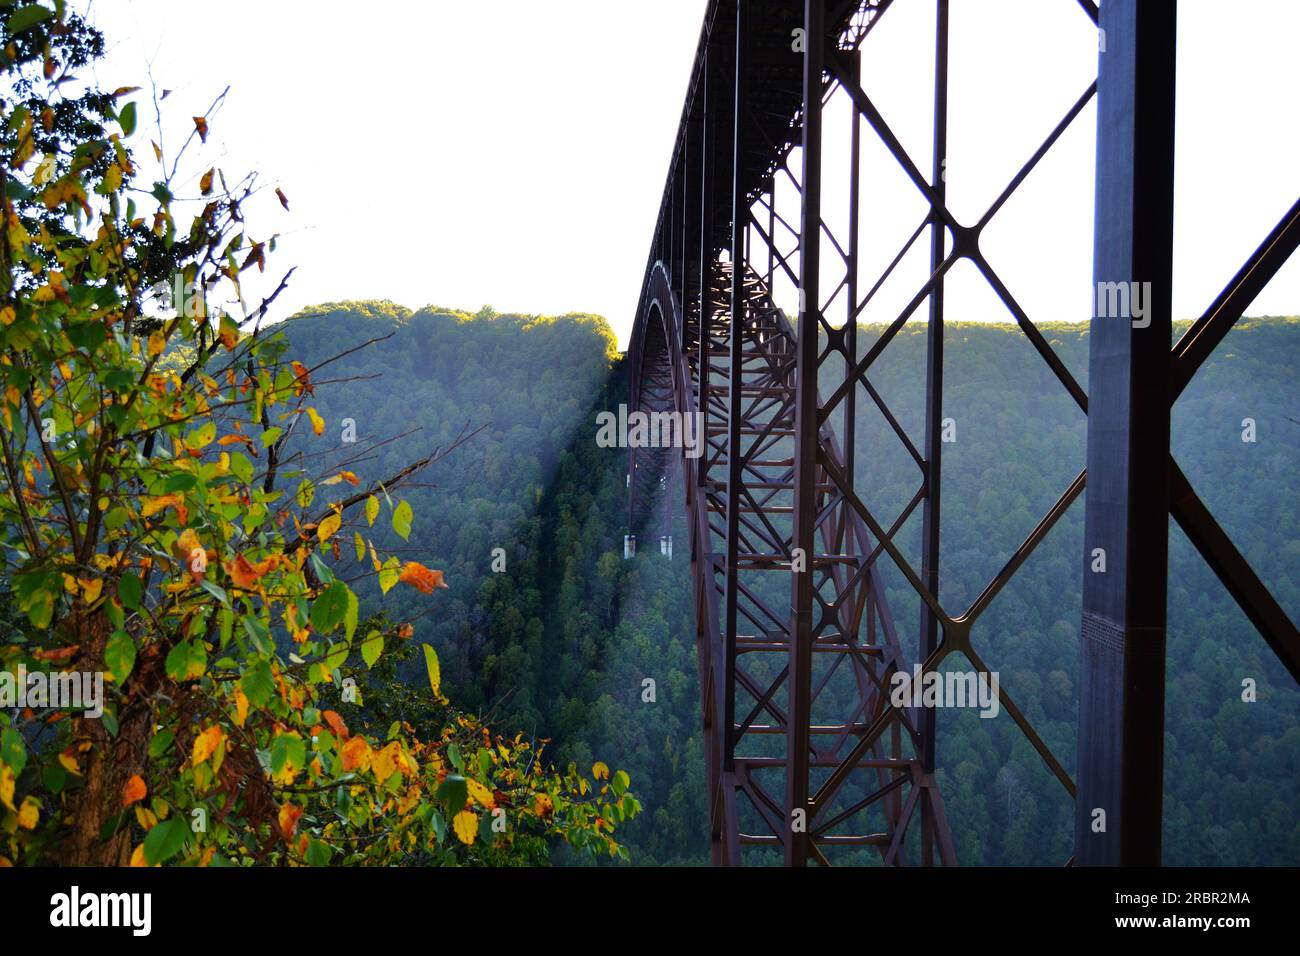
698, 45, 715, 489
844, 50, 860, 497
680, 138, 691, 317
787, 0, 824, 867
1076, 0, 1176, 867
767, 175, 776, 290
669, 173, 678, 290
723, 0, 749, 776
917, 0, 949, 867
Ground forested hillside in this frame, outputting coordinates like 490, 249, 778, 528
280, 305, 1300, 866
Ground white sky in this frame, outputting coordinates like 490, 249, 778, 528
88, 0, 1300, 348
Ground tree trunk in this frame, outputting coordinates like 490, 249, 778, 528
50, 609, 151, 866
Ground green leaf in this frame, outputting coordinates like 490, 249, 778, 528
242, 616, 272, 654
164, 640, 207, 681
118, 571, 142, 609
323, 642, 349, 673
143, 817, 188, 865
104, 630, 137, 683
118, 102, 138, 137
360, 630, 383, 668
392, 500, 413, 540
229, 452, 254, 484
1, 728, 27, 776
306, 839, 333, 866
310, 580, 351, 634
25, 591, 52, 629
6, 5, 52, 35
199, 579, 230, 608
343, 586, 359, 641
148, 729, 175, 759
436, 774, 468, 812
612, 769, 630, 797
271, 733, 305, 777
43, 761, 67, 795
185, 420, 216, 450
241, 660, 275, 708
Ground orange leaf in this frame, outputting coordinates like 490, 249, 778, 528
322, 710, 349, 740
122, 774, 147, 807
290, 361, 313, 396
143, 492, 188, 524
193, 116, 208, 142
398, 562, 448, 595
223, 553, 275, 589
278, 803, 302, 842
340, 736, 371, 772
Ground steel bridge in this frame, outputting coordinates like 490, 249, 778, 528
625, 0, 1300, 866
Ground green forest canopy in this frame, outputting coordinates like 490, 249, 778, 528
278, 303, 1300, 866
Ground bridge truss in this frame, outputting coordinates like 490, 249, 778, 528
626, 0, 1300, 866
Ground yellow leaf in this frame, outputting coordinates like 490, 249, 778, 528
354, 532, 365, 562
365, 494, 379, 526
78, 577, 103, 604
465, 778, 495, 809
148, 330, 165, 357
58, 751, 81, 776
371, 743, 398, 783
17, 797, 39, 830
532, 793, 553, 820
422, 644, 442, 700
452, 809, 478, 846
130, 844, 149, 867
192, 725, 225, 765
234, 688, 249, 728
317, 510, 341, 543
199, 167, 214, 195
306, 407, 325, 437
0, 765, 15, 812
592, 761, 609, 781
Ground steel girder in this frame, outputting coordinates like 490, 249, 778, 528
626, 0, 1300, 867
